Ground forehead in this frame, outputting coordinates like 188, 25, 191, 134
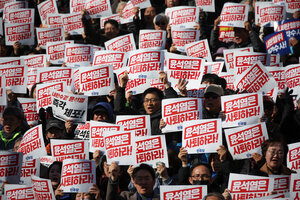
145, 7, 155, 12
268, 142, 284, 150
192, 165, 211, 175
134, 169, 153, 178
105, 23, 117, 29
145, 92, 159, 99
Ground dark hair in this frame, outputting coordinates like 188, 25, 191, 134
104, 19, 119, 29
203, 193, 225, 200
201, 74, 221, 85
47, 161, 62, 178
142, 87, 164, 101
132, 163, 155, 181
261, 138, 288, 157
3, 107, 24, 120
30, 83, 39, 98
189, 163, 212, 177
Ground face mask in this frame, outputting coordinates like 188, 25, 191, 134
193, 180, 209, 185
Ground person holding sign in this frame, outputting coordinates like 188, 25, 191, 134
203, 84, 224, 119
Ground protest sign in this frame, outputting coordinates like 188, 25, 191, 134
6, 8, 34, 24
70, 0, 85, 13
219, 72, 235, 91
0, 57, 24, 66
162, 98, 202, 133
185, 39, 212, 62
139, 30, 166, 50
104, 131, 134, 165
65, 43, 93, 67
234, 51, 267, 75
18, 98, 39, 126
79, 65, 114, 96
149, 78, 165, 92
61, 159, 96, 193
290, 174, 300, 200
267, 54, 281, 66
186, 82, 206, 104
120, 1, 137, 24
116, 115, 151, 137
224, 122, 268, 159
270, 175, 290, 194
223, 47, 253, 72
100, 14, 120, 29
255, 2, 285, 27
195, 0, 215, 12
131, 0, 151, 9
219, 26, 235, 43
92, 45, 104, 56
285, 64, 300, 89
84, 0, 112, 18
222, 93, 264, 128
61, 13, 83, 35
75, 121, 90, 140
36, 82, 66, 111
20, 157, 40, 185
0, 76, 6, 106
17, 125, 47, 158
36, 27, 65, 49
51, 90, 88, 123
0, 65, 28, 93
5, 23, 34, 46
134, 135, 169, 167
47, 40, 73, 64
125, 78, 150, 95
51, 139, 89, 161
220, 3, 249, 28
37, 0, 58, 25
281, 0, 300, 13
0, 152, 22, 184
4, 184, 34, 200
89, 121, 123, 153
264, 31, 290, 55
228, 173, 274, 200
275, 19, 300, 40
31, 175, 55, 200
3, 1, 27, 20
47, 14, 63, 28
160, 185, 207, 200
37, 67, 73, 90
182, 119, 222, 154
202, 62, 224, 77
105, 33, 136, 52
287, 142, 300, 173
166, 6, 199, 28
40, 156, 56, 168
171, 28, 200, 52
0, 18, 2, 36
266, 67, 285, 92
128, 49, 163, 79
92, 50, 127, 71
234, 61, 277, 94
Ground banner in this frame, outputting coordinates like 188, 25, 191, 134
51, 90, 88, 123
234, 61, 277, 94
105, 33, 136, 52
221, 93, 264, 128
275, 19, 300, 40
51, 139, 89, 161
6, 8, 34, 24
116, 115, 150, 137
37, 0, 58, 25
4, 184, 34, 200
0, 57, 24, 66
31, 175, 55, 200
182, 119, 222, 154
0, 152, 22, 184
3, 1, 27, 20
290, 174, 300, 200
195, 0, 215, 12
64, 43, 93, 67
264, 31, 290, 55
84, 0, 112, 18
166, 6, 199, 28
5, 23, 34, 46
70, 0, 85, 13
131, 0, 151, 9
128, 49, 163, 79
134, 135, 169, 167
255, 2, 285, 27
185, 39, 212, 62
36, 27, 64, 49
285, 64, 300, 89
160, 185, 207, 200
20, 157, 40, 185
228, 173, 274, 200
61, 159, 96, 193
18, 98, 39, 126
139, 30, 166, 50
92, 50, 127, 71
224, 122, 268, 159
219, 26, 235, 43
162, 98, 202, 133
61, 13, 83, 35
223, 47, 253, 72
75, 121, 90, 140
89, 121, 123, 153
171, 28, 200, 52
0, 65, 28, 93
220, 3, 249, 28
287, 142, 300, 173
281, 0, 300, 13
234, 51, 267, 75
47, 40, 74, 64
37, 67, 73, 89
104, 131, 134, 165
100, 14, 120, 29
47, 14, 63, 28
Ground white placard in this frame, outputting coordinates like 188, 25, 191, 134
160, 185, 207, 200
36, 27, 65, 49
5, 23, 34, 45
37, 0, 58, 25
64, 43, 93, 67
139, 30, 166, 50
116, 115, 151, 137
0, 152, 22, 184
105, 33, 136, 52
220, 3, 249, 28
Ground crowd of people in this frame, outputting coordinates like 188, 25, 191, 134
0, 0, 300, 199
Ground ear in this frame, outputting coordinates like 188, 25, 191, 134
189, 177, 193, 185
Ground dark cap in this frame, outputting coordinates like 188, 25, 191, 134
93, 106, 108, 116
46, 119, 64, 131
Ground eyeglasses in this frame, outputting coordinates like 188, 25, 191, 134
267, 150, 284, 156
191, 174, 211, 180
204, 94, 219, 99
144, 98, 159, 104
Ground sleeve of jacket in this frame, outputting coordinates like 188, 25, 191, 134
164, 87, 178, 99
82, 16, 101, 45
249, 31, 266, 52
178, 166, 190, 185
106, 179, 126, 200
114, 87, 138, 115
210, 29, 227, 52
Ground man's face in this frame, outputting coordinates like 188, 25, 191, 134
204, 92, 221, 114
265, 142, 284, 171
143, 93, 161, 115
234, 28, 249, 45
93, 111, 108, 122
189, 165, 212, 185
132, 170, 155, 195
46, 127, 63, 140
104, 23, 119, 39
165, 0, 179, 7
144, 7, 156, 24
3, 115, 21, 134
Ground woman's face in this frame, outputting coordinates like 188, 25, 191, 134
76, 193, 92, 200
265, 142, 284, 171
3, 115, 22, 134
49, 164, 61, 188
